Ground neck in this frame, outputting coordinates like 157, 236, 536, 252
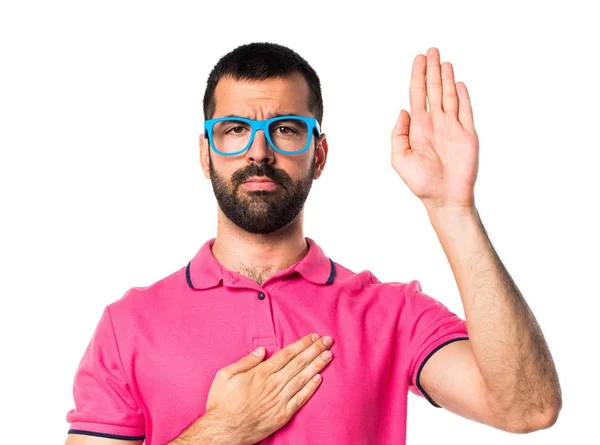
211, 207, 309, 285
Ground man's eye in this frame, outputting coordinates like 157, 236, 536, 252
228, 126, 247, 134
276, 126, 298, 135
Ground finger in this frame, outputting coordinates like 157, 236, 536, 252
425, 47, 443, 112
457, 81, 475, 132
441, 62, 459, 117
409, 54, 427, 114
219, 347, 266, 378
392, 109, 411, 156
280, 344, 332, 403
259, 333, 318, 374
285, 371, 323, 420
276, 335, 333, 385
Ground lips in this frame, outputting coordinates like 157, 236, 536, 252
241, 177, 281, 192
244, 178, 276, 184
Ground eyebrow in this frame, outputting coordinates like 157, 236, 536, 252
221, 113, 301, 119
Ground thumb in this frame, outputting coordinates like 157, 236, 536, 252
222, 347, 266, 378
391, 109, 411, 156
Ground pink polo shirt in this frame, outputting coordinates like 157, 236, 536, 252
66, 237, 469, 444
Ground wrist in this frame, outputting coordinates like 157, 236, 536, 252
170, 409, 243, 445
425, 203, 478, 226
199, 409, 243, 445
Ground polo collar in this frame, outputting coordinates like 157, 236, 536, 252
185, 237, 335, 290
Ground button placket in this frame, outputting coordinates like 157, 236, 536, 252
253, 289, 277, 349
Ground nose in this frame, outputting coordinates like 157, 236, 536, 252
245, 129, 275, 164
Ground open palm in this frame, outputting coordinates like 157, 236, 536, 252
391, 48, 479, 210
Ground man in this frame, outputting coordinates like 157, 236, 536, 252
65, 42, 562, 445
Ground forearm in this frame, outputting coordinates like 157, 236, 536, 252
168, 410, 243, 445
426, 204, 561, 424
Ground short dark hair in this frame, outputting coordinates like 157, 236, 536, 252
202, 42, 323, 126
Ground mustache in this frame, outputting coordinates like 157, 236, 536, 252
232, 164, 290, 188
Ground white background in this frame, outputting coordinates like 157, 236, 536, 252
1, 0, 598, 443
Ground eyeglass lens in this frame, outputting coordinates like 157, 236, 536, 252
211, 118, 309, 153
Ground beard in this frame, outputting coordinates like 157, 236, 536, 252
208, 151, 316, 234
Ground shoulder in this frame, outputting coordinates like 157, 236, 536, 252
331, 260, 420, 300
106, 264, 189, 323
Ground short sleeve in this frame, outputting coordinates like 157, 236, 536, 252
403, 280, 469, 408
66, 306, 146, 440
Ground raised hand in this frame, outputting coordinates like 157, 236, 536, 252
391, 47, 479, 210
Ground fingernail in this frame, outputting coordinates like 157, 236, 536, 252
321, 350, 332, 360
322, 336, 332, 346
251, 347, 264, 356
311, 333, 320, 342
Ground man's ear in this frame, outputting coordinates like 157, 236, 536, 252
313, 133, 328, 180
199, 134, 211, 179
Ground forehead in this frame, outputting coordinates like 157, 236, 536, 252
213, 72, 312, 118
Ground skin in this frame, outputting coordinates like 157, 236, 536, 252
65, 71, 331, 445
199, 71, 329, 285
65, 47, 562, 445
170, 333, 335, 445
392, 47, 562, 433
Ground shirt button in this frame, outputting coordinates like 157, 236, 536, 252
257, 291, 266, 300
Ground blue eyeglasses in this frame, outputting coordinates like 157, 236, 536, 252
204, 115, 321, 156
